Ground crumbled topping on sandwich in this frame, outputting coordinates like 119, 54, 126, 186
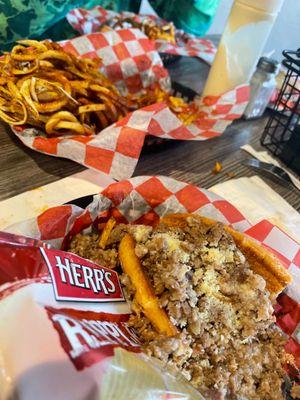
69, 217, 291, 399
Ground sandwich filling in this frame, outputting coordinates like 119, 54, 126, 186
69, 216, 290, 400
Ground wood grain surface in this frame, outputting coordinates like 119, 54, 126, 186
0, 54, 299, 211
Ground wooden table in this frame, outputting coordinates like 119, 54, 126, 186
0, 55, 299, 211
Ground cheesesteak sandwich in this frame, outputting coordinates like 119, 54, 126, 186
68, 213, 294, 400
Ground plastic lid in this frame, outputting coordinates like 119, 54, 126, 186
237, 0, 285, 14
257, 57, 279, 73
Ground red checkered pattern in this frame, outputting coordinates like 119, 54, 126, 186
155, 36, 216, 65
9, 176, 299, 367
67, 6, 217, 65
11, 32, 249, 180
60, 30, 169, 95
243, 219, 300, 367
67, 6, 117, 35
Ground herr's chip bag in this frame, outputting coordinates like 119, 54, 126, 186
0, 231, 203, 400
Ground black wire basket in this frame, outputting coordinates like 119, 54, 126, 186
261, 49, 300, 175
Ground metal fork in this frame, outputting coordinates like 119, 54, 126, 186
241, 158, 299, 191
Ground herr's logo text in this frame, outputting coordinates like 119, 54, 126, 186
41, 248, 124, 302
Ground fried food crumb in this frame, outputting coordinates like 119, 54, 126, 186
212, 161, 222, 174
226, 171, 236, 178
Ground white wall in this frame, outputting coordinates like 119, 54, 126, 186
208, 0, 300, 60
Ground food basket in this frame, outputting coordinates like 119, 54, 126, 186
1, 176, 299, 399
3, 31, 248, 180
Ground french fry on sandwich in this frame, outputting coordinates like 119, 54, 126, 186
119, 233, 177, 337
99, 217, 116, 249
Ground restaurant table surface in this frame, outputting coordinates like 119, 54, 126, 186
0, 50, 299, 211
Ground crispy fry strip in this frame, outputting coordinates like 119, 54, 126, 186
0, 99, 27, 125
7, 81, 22, 99
98, 217, 116, 249
38, 50, 72, 64
19, 79, 39, 117
11, 45, 37, 62
12, 61, 39, 75
119, 233, 177, 336
17, 39, 48, 52
35, 98, 68, 114
45, 111, 85, 135
96, 111, 109, 129
78, 104, 106, 113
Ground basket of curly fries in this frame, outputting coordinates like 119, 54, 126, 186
1, 176, 299, 399
0, 29, 249, 179
0, 40, 135, 135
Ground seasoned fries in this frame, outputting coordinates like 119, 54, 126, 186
143, 20, 176, 44
119, 233, 177, 336
137, 87, 203, 125
0, 40, 137, 135
0, 39, 202, 137
107, 17, 176, 44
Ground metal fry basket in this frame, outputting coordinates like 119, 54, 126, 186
261, 49, 300, 175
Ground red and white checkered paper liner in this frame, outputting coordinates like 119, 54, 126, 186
11, 30, 249, 180
61, 29, 170, 96
67, 6, 217, 65
7, 175, 300, 368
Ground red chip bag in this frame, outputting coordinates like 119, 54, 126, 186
0, 232, 203, 400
